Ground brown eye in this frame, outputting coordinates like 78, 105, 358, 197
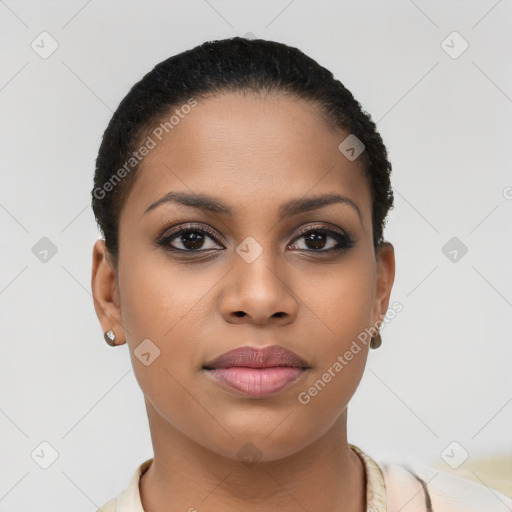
157, 225, 224, 252
303, 232, 328, 250
289, 227, 354, 253
174, 231, 207, 250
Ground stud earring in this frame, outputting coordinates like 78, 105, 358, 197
104, 329, 116, 346
370, 332, 382, 349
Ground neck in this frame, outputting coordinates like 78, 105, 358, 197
139, 402, 365, 512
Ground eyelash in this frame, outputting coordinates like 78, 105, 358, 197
156, 222, 354, 255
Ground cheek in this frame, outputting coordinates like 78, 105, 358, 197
294, 253, 375, 400
298, 251, 376, 347
118, 245, 214, 342
116, 252, 204, 426
115, 248, 235, 456
293, 347, 367, 447
116, 245, 223, 393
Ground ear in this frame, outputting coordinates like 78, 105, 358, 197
91, 239, 126, 346
372, 242, 396, 325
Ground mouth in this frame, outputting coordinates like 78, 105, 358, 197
202, 345, 310, 398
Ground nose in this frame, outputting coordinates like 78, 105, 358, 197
219, 249, 299, 326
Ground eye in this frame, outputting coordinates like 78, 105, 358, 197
157, 224, 224, 252
156, 222, 354, 255
288, 225, 354, 252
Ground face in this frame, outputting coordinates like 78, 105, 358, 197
92, 91, 395, 462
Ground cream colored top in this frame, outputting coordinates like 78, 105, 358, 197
97, 444, 512, 511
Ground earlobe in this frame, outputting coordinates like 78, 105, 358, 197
91, 239, 126, 346
373, 242, 396, 323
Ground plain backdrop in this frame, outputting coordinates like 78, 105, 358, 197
0, 1, 511, 510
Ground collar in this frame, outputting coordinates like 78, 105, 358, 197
350, 443, 387, 511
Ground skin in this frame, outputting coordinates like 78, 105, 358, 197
91, 91, 395, 512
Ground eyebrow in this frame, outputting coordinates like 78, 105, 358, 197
143, 191, 362, 224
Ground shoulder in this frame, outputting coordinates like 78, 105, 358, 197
96, 497, 117, 512
381, 460, 512, 512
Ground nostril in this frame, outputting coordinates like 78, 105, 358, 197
234, 311, 246, 317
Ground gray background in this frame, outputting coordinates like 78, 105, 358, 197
0, 1, 511, 510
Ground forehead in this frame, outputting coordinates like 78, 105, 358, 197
122, 91, 371, 225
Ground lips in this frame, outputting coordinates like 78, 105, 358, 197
203, 345, 309, 398
203, 345, 309, 370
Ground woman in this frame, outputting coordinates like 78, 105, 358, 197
91, 37, 511, 511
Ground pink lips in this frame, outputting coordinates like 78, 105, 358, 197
203, 345, 309, 398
